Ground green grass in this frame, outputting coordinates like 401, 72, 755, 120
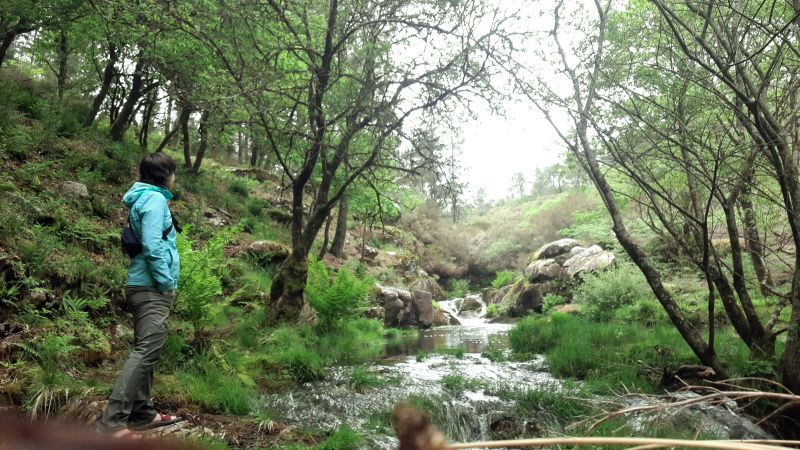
180, 365, 253, 415
441, 373, 483, 394
348, 367, 383, 392
509, 313, 698, 393
313, 425, 363, 450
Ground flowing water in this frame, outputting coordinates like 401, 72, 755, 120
255, 293, 561, 448
255, 293, 771, 448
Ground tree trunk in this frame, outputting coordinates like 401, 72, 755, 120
56, 30, 68, 105
330, 196, 349, 258
739, 187, 773, 295
268, 251, 309, 323
138, 90, 157, 148
110, 58, 145, 141
0, 32, 18, 68
155, 123, 180, 153
180, 105, 192, 168
318, 214, 333, 259
164, 96, 173, 135
84, 43, 118, 128
249, 139, 259, 167
360, 219, 368, 262
192, 110, 209, 173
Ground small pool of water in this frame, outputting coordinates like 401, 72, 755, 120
383, 324, 512, 359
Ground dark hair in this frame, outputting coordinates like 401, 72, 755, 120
139, 153, 177, 188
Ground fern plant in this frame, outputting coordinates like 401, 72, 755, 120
306, 260, 374, 331
16, 332, 79, 419
177, 224, 241, 340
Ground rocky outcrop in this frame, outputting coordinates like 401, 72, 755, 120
485, 239, 616, 317
381, 286, 434, 328
411, 278, 447, 300
563, 244, 615, 277
524, 258, 564, 283
532, 238, 578, 260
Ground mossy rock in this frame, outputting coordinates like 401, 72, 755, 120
266, 208, 292, 225
228, 240, 291, 265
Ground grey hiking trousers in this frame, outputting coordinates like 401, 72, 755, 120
98, 287, 174, 431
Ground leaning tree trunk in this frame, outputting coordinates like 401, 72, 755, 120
318, 213, 333, 259
739, 186, 773, 295
109, 58, 145, 141
138, 90, 157, 148
84, 43, 118, 128
191, 110, 209, 173
0, 32, 19, 68
180, 105, 192, 168
329, 196, 349, 258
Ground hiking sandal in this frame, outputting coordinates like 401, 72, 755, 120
129, 412, 182, 431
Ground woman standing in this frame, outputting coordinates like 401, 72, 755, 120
98, 153, 182, 438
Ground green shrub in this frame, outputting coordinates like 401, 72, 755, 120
447, 279, 470, 298
55, 99, 90, 137
542, 294, 566, 313
247, 198, 270, 216
613, 300, 666, 327
306, 260, 374, 331
228, 179, 250, 197
491, 271, 521, 289
0, 122, 36, 159
0, 77, 48, 120
573, 263, 653, 322
177, 225, 240, 339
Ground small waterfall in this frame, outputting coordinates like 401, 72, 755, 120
438, 293, 488, 326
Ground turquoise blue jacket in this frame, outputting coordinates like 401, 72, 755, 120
122, 182, 180, 292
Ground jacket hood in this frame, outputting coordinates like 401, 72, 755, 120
122, 182, 173, 208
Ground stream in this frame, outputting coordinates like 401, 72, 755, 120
254, 294, 771, 449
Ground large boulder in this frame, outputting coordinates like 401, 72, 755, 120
407, 289, 434, 328
524, 258, 564, 283
508, 283, 544, 317
411, 278, 447, 300
459, 295, 483, 313
381, 287, 405, 327
60, 181, 89, 199
433, 308, 460, 325
532, 238, 579, 260
563, 245, 615, 277
381, 286, 433, 328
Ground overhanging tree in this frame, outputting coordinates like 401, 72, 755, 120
174, 0, 517, 321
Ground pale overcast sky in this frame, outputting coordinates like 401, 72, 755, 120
450, 0, 584, 202
458, 101, 565, 201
